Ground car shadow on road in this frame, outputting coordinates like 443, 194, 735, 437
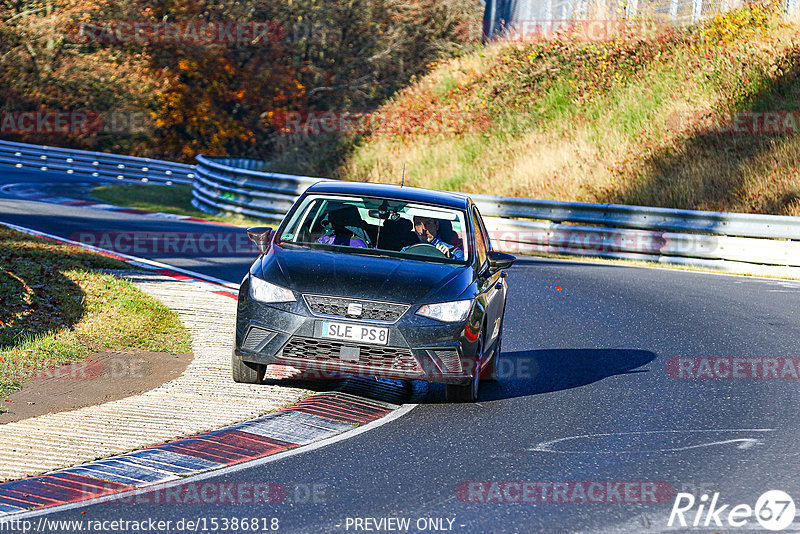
260, 375, 417, 406
477, 348, 658, 402
259, 348, 657, 406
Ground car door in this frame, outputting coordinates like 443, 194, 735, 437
470, 206, 504, 354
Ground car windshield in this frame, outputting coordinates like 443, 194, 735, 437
278, 194, 470, 264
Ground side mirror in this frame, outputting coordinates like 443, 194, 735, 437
247, 227, 273, 254
488, 250, 516, 271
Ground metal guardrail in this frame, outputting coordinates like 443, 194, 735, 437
0, 139, 195, 184
193, 155, 800, 274
192, 155, 328, 224
0, 143, 794, 274
468, 193, 800, 240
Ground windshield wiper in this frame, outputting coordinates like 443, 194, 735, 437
279, 241, 316, 250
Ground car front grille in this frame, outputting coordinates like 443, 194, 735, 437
279, 336, 423, 376
303, 295, 408, 322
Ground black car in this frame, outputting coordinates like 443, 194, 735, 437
233, 181, 515, 402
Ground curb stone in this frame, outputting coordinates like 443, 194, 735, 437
0, 271, 315, 482
0, 222, 413, 518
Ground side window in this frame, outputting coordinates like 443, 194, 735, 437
471, 209, 488, 268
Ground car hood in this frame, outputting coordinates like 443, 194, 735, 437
258, 245, 471, 304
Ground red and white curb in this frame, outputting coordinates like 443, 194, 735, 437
0, 393, 403, 517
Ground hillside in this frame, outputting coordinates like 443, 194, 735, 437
336, 4, 800, 215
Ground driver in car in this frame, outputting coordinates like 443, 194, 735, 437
410, 216, 464, 260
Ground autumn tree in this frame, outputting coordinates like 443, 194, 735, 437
1, 0, 482, 163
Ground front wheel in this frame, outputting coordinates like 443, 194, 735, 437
445, 375, 479, 402
483, 326, 502, 382
232, 352, 266, 384
445, 335, 482, 402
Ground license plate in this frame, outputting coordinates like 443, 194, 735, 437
318, 321, 389, 345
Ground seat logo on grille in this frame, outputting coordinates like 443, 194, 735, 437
347, 302, 363, 317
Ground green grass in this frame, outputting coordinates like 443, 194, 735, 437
0, 226, 192, 407
434, 71, 459, 98
91, 184, 264, 227
540, 77, 578, 122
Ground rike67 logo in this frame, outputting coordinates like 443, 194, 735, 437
668, 490, 796, 531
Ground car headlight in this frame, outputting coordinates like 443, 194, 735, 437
416, 300, 473, 322
249, 276, 295, 303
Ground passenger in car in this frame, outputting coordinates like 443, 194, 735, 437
317, 205, 369, 248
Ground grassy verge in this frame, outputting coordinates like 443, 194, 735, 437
91, 184, 264, 227
335, 4, 800, 216
0, 226, 192, 406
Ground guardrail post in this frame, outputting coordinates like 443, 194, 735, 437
670, 0, 680, 21
545, 0, 553, 35
626, 0, 639, 19
691, 0, 702, 23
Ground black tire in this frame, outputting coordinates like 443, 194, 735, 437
445, 376, 479, 402
445, 335, 482, 402
232, 352, 266, 384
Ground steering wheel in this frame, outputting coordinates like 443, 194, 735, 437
403, 243, 448, 258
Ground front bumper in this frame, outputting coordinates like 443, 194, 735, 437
234, 281, 479, 386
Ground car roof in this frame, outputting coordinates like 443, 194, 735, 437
305, 181, 471, 210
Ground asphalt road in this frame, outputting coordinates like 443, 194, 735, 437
2, 168, 800, 533
0, 168, 255, 282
